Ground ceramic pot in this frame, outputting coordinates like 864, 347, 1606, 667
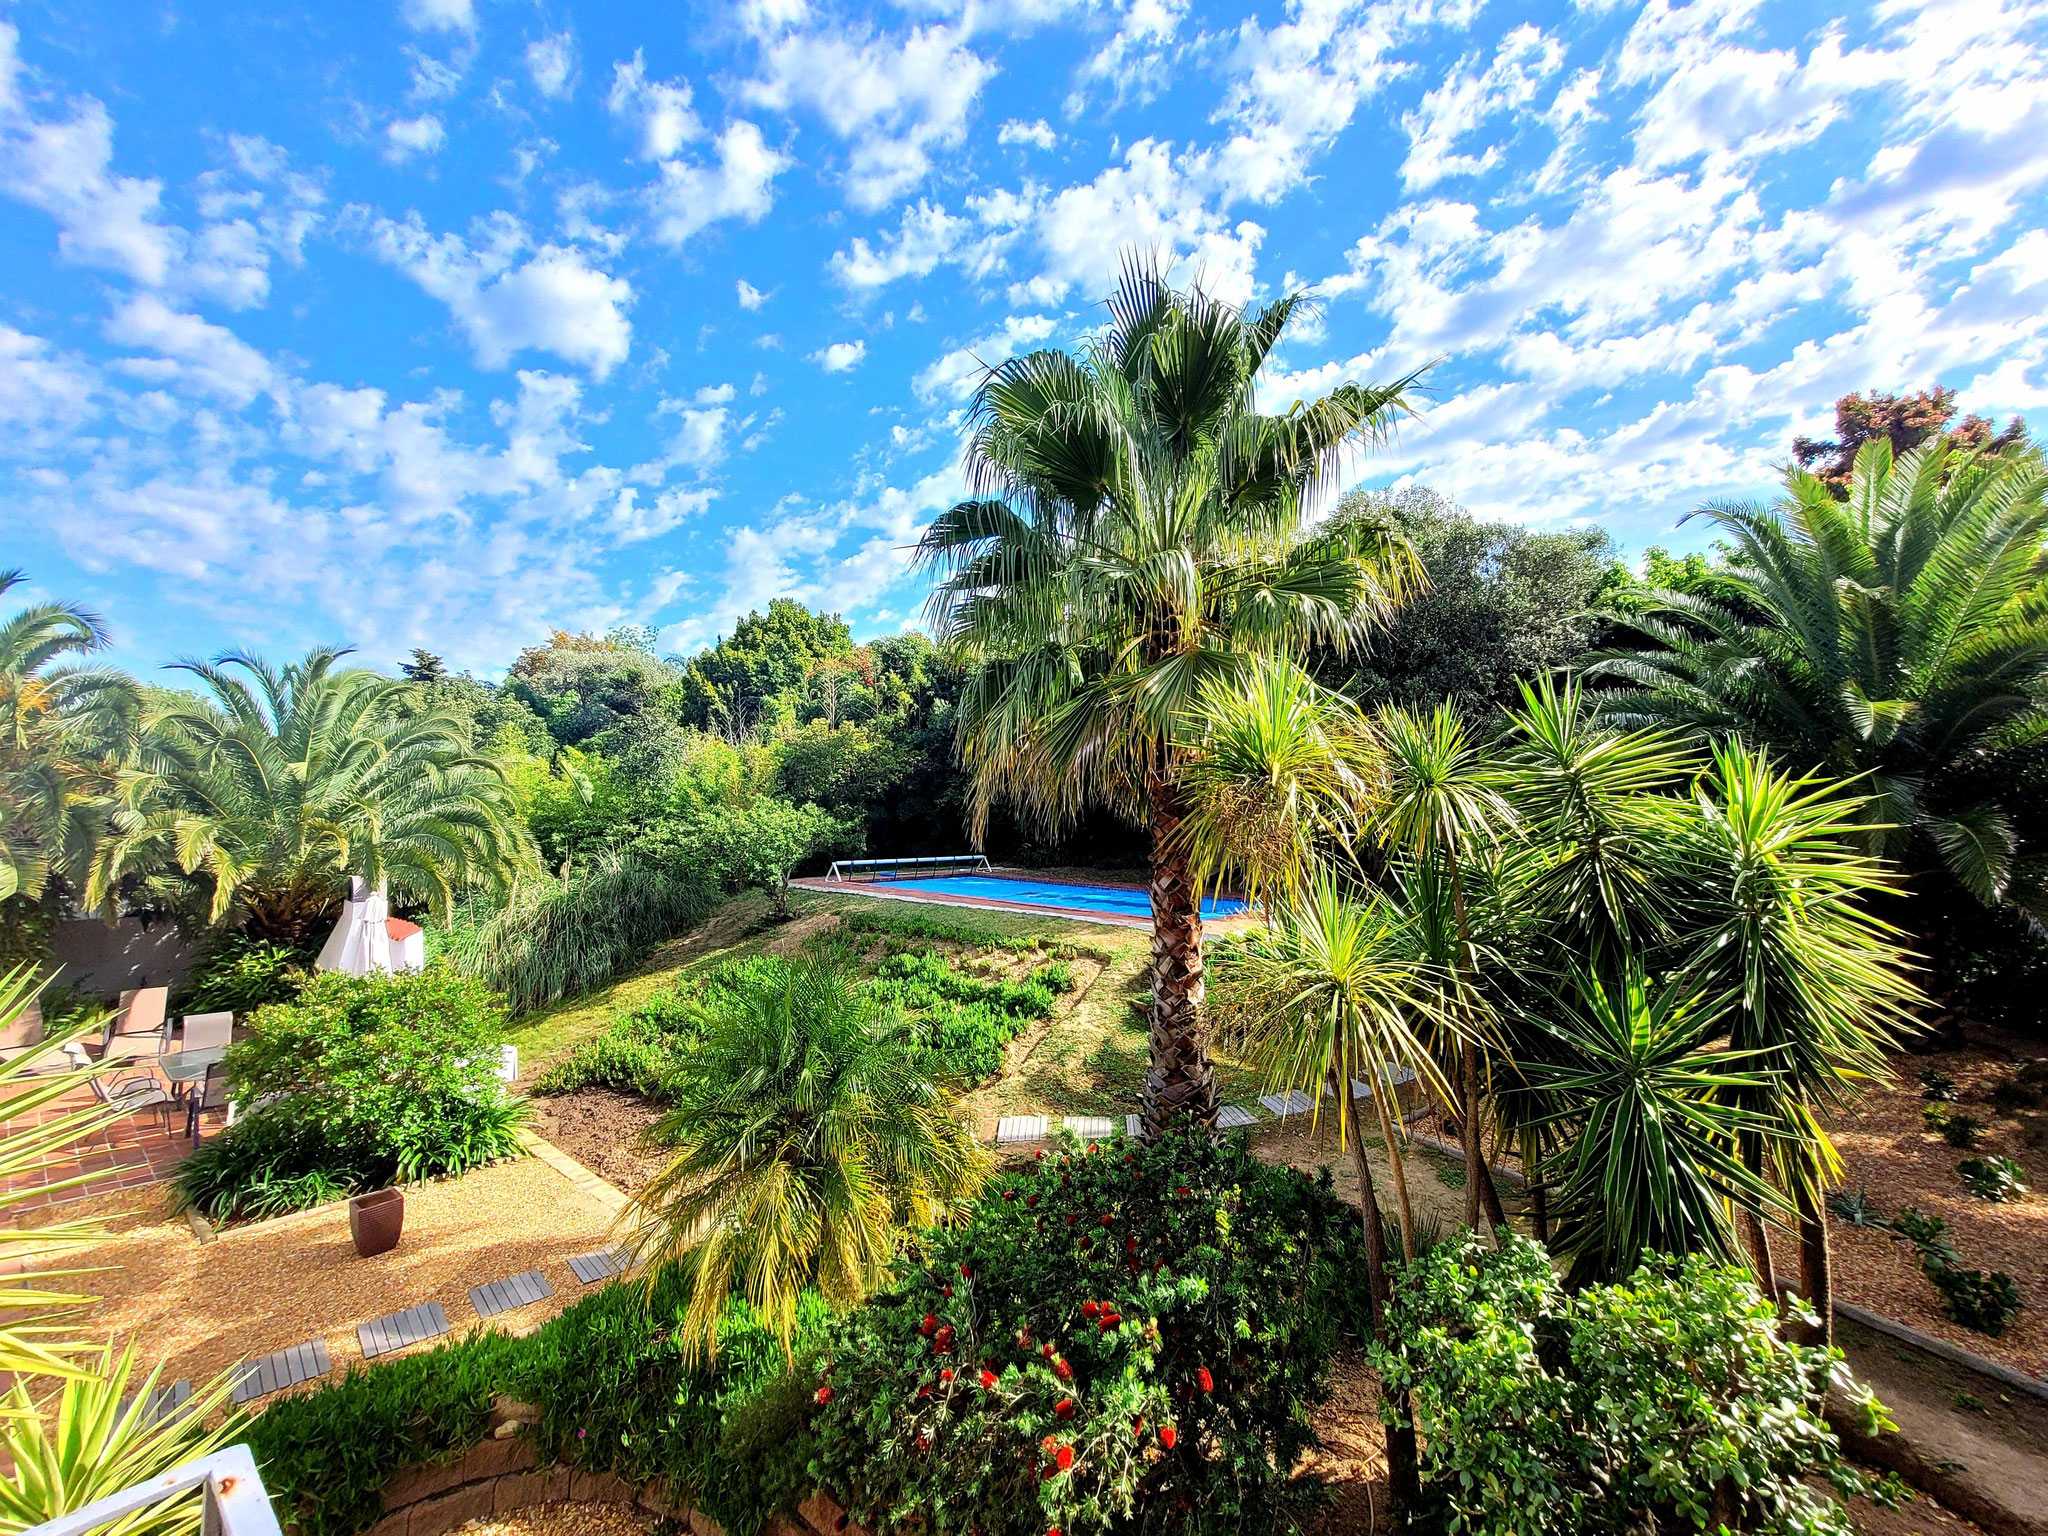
349, 1187, 404, 1257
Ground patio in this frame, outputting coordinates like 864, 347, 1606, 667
0, 1081, 195, 1214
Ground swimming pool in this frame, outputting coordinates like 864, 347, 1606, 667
878, 874, 1248, 921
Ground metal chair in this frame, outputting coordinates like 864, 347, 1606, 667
186, 1063, 232, 1142
89, 1064, 173, 1132
178, 1012, 234, 1051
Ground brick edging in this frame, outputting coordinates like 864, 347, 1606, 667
348, 1399, 871, 1536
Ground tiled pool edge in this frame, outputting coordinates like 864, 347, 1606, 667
790, 877, 1260, 933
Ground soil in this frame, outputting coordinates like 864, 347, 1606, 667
527, 1089, 670, 1196
451, 1502, 647, 1536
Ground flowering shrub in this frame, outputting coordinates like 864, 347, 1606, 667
1376, 1237, 1898, 1536
806, 1128, 1366, 1536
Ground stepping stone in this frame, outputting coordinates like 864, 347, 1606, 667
1124, 1114, 1144, 1141
121, 1380, 191, 1426
231, 1340, 330, 1404
357, 1301, 451, 1360
1259, 1090, 1314, 1119
1063, 1116, 1115, 1139
567, 1248, 627, 1284
995, 1115, 1048, 1144
470, 1269, 555, 1320
1216, 1103, 1259, 1130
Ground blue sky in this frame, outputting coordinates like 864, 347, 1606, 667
3, 0, 2046, 677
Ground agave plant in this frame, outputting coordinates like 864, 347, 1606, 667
90, 648, 533, 940
919, 258, 1423, 1135
0, 1343, 246, 1536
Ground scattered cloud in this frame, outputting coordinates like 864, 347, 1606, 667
644, 122, 790, 245
913, 313, 1056, 402
525, 33, 578, 100
384, 114, 447, 162
998, 118, 1058, 149
401, 0, 475, 34
736, 278, 769, 309
812, 340, 867, 373
605, 50, 700, 159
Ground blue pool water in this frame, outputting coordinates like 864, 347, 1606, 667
881, 874, 1247, 920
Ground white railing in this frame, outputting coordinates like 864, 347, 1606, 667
21, 1446, 282, 1536
825, 854, 991, 882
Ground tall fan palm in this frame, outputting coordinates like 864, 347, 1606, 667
1677, 744, 1921, 1341
1589, 438, 2048, 924
921, 260, 1423, 1134
90, 649, 532, 940
0, 572, 139, 906
627, 958, 986, 1363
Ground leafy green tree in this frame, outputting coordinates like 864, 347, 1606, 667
677, 600, 855, 732
1590, 439, 2048, 929
627, 957, 986, 1361
772, 722, 912, 835
1317, 487, 1619, 711
91, 649, 533, 941
920, 260, 1421, 1133
399, 648, 448, 684
692, 797, 847, 916
400, 672, 551, 757
504, 630, 681, 746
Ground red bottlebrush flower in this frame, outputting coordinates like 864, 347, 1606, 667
1026, 1194, 1040, 1208
979, 1369, 998, 1390
1061, 1173, 1071, 1186
1175, 1186, 1190, 1198
1055, 1445, 1074, 1472
940, 1368, 955, 1385
1154, 1260, 1167, 1273
1035, 1149, 1045, 1159
1082, 1300, 1100, 1318
917, 1383, 932, 1400
1035, 1219, 1045, 1232
1078, 1237, 1093, 1253
1100, 1213, 1113, 1228
1066, 1214, 1077, 1228
1054, 1357, 1074, 1381
1122, 1152, 1132, 1163
1126, 1237, 1138, 1254
1041, 1341, 1055, 1358
1160, 1425, 1178, 1450
1049, 1528, 1061, 1536
1197, 1367, 1214, 1392
920, 1313, 937, 1336
1087, 1143, 1098, 1154
1098, 1317, 1116, 1334
1132, 1415, 1145, 1433
1003, 1189, 1015, 1202
1041, 1435, 1059, 1457
1128, 1260, 1139, 1273
1040, 1467, 1055, 1483
935, 1325, 955, 1353
1055, 1397, 1075, 1420
917, 1431, 931, 1452
1016, 1327, 1033, 1350
960, 1263, 973, 1279
815, 1384, 835, 1405
943, 1285, 955, 1298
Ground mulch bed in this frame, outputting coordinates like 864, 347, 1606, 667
526, 1089, 671, 1196
452, 1502, 647, 1536
1827, 1042, 2048, 1380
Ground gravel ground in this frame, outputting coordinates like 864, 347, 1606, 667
60, 1154, 624, 1388
1827, 1044, 2048, 1379
451, 1501, 647, 1536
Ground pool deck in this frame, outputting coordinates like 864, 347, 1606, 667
790, 869, 1259, 933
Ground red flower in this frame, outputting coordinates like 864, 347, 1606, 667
1041, 1341, 1055, 1359
1131, 1415, 1145, 1435
1066, 1214, 1077, 1228
1100, 1213, 1113, 1228
815, 1385, 835, 1405
1082, 1300, 1100, 1318
1087, 1143, 1098, 1154
1054, 1357, 1074, 1381
940, 1368, 955, 1385
1160, 1425, 1177, 1450
1041, 1435, 1059, 1456
1003, 1189, 1015, 1202
1061, 1173, 1071, 1186
935, 1325, 955, 1354
1098, 1314, 1121, 1333
1078, 1237, 1093, 1253
1026, 1194, 1040, 1208
1056, 1445, 1074, 1472
917, 1383, 932, 1400
1154, 1260, 1167, 1273
920, 1313, 937, 1337
1016, 1327, 1034, 1350
1126, 1237, 1138, 1254
1175, 1186, 1190, 1198
979, 1369, 998, 1391
917, 1431, 931, 1452
1035, 1219, 1045, 1232
1049, 1528, 1061, 1536
943, 1285, 955, 1298
1197, 1367, 1213, 1393
1035, 1149, 1045, 1160
1055, 1397, 1075, 1421
960, 1263, 973, 1280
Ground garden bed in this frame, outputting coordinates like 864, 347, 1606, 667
453, 1505, 647, 1536
527, 1090, 668, 1196
1827, 1042, 2048, 1380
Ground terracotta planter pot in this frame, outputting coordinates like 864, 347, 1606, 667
350, 1187, 405, 1257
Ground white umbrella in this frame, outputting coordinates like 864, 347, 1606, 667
315, 877, 396, 976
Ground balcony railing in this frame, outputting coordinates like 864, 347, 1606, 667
20, 1446, 281, 1536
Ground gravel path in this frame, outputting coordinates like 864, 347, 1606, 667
452, 1502, 647, 1536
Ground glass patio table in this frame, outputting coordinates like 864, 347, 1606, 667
158, 1045, 229, 1084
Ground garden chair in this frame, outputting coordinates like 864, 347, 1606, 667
178, 1012, 234, 1051
104, 987, 170, 1061
0, 1000, 65, 1073
89, 1060, 173, 1132
185, 1063, 232, 1142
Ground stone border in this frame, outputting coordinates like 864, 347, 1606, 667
1835, 1298, 2048, 1401
348, 1399, 873, 1536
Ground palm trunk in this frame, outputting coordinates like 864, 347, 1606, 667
1525, 1132, 1549, 1244
1739, 1133, 1779, 1302
1445, 847, 1504, 1236
1794, 1178, 1833, 1347
1335, 1051, 1419, 1512
1368, 1073, 1418, 1262
1141, 771, 1217, 1134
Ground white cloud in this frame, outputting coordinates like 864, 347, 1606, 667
0, 324, 97, 440
360, 212, 634, 376
829, 199, 978, 288
384, 115, 447, 162
605, 50, 700, 160
743, 19, 992, 209
525, 33, 578, 100
1399, 25, 1565, 191
998, 118, 1058, 149
913, 313, 1057, 402
102, 294, 277, 405
1066, 0, 1187, 113
736, 279, 769, 310
812, 340, 867, 373
644, 122, 790, 244
401, 0, 474, 34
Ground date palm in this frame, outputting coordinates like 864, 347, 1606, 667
1589, 438, 2048, 925
90, 648, 531, 940
627, 957, 986, 1362
920, 260, 1422, 1134
0, 572, 139, 906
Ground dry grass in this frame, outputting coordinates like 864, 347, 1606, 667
1826, 1044, 2048, 1380
57, 1153, 625, 1389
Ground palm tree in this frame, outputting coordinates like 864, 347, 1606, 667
1370, 704, 1516, 1232
1676, 743, 1921, 1341
1589, 439, 2048, 929
920, 260, 1423, 1134
626, 957, 986, 1363
0, 572, 139, 908
90, 649, 531, 941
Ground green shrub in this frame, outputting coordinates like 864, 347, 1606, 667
179, 933, 310, 1015
1892, 1208, 2025, 1335
1940, 1112, 1983, 1149
174, 968, 525, 1220
1959, 1156, 2029, 1202
1918, 1067, 1958, 1102
1376, 1237, 1895, 1536
865, 950, 1063, 1081
805, 1129, 1366, 1536
438, 852, 721, 1014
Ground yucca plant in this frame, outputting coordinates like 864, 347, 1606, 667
0, 1343, 246, 1536
919, 258, 1423, 1136
627, 957, 987, 1363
